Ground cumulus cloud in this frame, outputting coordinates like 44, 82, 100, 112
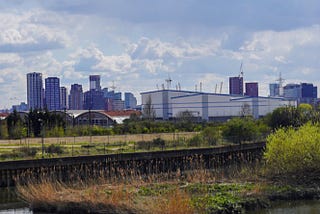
68, 38, 222, 75
0, 10, 70, 53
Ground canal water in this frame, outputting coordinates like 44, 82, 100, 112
249, 200, 320, 214
0, 188, 32, 214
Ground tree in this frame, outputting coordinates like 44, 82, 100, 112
143, 95, 155, 120
222, 117, 259, 144
268, 105, 320, 130
175, 110, 196, 131
240, 102, 251, 117
268, 106, 300, 129
6, 110, 25, 139
0, 119, 8, 139
201, 126, 222, 146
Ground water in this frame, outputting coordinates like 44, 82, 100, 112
250, 200, 320, 214
0, 188, 32, 214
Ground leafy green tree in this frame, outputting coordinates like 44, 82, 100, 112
264, 123, 320, 175
201, 126, 222, 146
0, 119, 8, 139
222, 117, 259, 144
268, 106, 300, 129
6, 110, 25, 139
268, 105, 320, 130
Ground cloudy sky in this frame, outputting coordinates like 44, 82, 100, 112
1, 0, 320, 108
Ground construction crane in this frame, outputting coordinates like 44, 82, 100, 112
165, 75, 172, 90
276, 72, 285, 96
110, 81, 116, 91
239, 61, 244, 78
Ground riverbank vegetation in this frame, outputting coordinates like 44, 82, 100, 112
15, 120, 320, 213
16, 163, 320, 214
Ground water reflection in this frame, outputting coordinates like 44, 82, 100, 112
0, 208, 32, 214
254, 200, 320, 214
0, 188, 32, 214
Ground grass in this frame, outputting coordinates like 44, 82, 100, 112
0, 131, 237, 161
15, 162, 277, 214
0, 132, 197, 160
14, 154, 320, 214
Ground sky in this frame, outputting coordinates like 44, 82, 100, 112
0, 0, 320, 108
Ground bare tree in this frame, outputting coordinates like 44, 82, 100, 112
143, 95, 156, 120
240, 102, 251, 117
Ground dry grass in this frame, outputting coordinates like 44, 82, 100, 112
16, 167, 226, 213
15, 159, 264, 213
0, 132, 197, 145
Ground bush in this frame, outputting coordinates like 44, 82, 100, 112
152, 137, 165, 148
264, 123, 320, 175
201, 127, 222, 146
135, 141, 150, 150
187, 135, 203, 147
46, 144, 64, 154
222, 117, 258, 144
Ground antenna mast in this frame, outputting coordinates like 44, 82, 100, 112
276, 72, 285, 96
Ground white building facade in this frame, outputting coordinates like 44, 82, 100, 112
141, 89, 295, 121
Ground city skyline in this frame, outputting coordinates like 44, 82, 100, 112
0, 1, 320, 108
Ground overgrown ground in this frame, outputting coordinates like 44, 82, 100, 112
16, 164, 320, 214
0, 132, 201, 161
15, 123, 320, 213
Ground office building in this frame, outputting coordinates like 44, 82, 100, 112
301, 83, 317, 105
69, 84, 83, 110
84, 75, 105, 110
45, 77, 60, 111
269, 83, 280, 97
89, 75, 101, 91
27, 72, 44, 110
12, 102, 28, 112
60, 86, 67, 110
245, 82, 258, 97
283, 83, 318, 105
125, 92, 137, 109
112, 99, 125, 111
83, 90, 105, 110
229, 76, 243, 95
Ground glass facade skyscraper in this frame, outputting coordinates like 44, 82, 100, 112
245, 82, 258, 97
69, 84, 83, 110
27, 72, 44, 110
229, 76, 243, 95
45, 77, 61, 111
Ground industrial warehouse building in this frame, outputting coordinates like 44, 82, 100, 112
141, 89, 296, 121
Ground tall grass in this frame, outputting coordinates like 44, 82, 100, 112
15, 159, 265, 214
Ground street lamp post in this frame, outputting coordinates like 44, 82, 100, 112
38, 118, 45, 158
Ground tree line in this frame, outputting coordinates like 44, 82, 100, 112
0, 104, 319, 144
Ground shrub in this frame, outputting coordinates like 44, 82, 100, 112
187, 135, 203, 147
264, 123, 320, 175
152, 137, 165, 148
222, 117, 258, 144
46, 144, 64, 154
201, 127, 222, 146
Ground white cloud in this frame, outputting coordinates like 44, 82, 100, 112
0, 10, 71, 53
